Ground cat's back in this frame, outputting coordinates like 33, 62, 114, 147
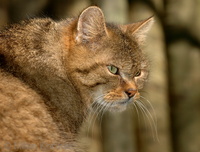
0, 69, 67, 152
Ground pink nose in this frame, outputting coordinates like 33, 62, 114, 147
125, 88, 137, 98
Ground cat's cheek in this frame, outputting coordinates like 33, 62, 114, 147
135, 78, 145, 89
135, 78, 142, 89
134, 70, 148, 89
104, 93, 124, 102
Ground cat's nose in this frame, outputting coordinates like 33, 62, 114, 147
125, 88, 137, 98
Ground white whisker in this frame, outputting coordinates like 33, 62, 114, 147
140, 95, 158, 127
98, 101, 111, 138
86, 94, 106, 137
132, 102, 141, 124
131, 102, 145, 133
88, 101, 103, 138
136, 101, 154, 138
89, 97, 109, 138
135, 101, 149, 131
136, 100, 159, 142
91, 100, 111, 138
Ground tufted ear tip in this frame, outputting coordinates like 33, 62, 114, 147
121, 16, 154, 43
76, 6, 108, 44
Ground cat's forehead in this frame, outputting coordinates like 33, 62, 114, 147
104, 25, 144, 71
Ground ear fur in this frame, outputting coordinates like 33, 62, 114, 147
76, 6, 108, 43
121, 16, 154, 43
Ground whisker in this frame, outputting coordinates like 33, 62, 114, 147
136, 101, 155, 140
132, 102, 141, 124
140, 95, 157, 127
86, 95, 105, 137
91, 94, 106, 107
138, 100, 155, 125
86, 93, 109, 138
98, 101, 111, 138
136, 100, 159, 142
139, 95, 159, 142
135, 101, 149, 131
86, 105, 97, 137
87, 102, 102, 137
90, 100, 108, 138
137, 100, 158, 135
131, 102, 144, 133
99, 101, 110, 126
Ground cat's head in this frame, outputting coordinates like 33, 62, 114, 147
65, 6, 153, 112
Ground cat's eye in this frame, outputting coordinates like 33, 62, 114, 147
107, 65, 119, 75
135, 70, 141, 77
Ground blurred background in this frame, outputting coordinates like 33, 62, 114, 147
0, 0, 200, 152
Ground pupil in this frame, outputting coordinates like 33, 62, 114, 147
136, 70, 141, 76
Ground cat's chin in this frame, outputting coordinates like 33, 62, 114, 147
91, 97, 133, 113
108, 104, 128, 113
101, 98, 133, 113
108, 99, 132, 112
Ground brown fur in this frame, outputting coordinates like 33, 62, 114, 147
0, 6, 153, 152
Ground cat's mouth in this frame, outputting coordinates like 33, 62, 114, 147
92, 93, 140, 112
107, 93, 141, 111
105, 99, 131, 112
117, 92, 140, 105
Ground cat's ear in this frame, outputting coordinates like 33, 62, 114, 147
121, 16, 154, 43
76, 6, 108, 43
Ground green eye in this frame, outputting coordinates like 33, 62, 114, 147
135, 70, 141, 77
107, 65, 118, 75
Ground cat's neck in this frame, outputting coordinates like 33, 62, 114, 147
30, 72, 86, 133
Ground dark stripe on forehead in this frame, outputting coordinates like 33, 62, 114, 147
74, 62, 105, 74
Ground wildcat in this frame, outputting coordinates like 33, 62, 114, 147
0, 6, 153, 152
